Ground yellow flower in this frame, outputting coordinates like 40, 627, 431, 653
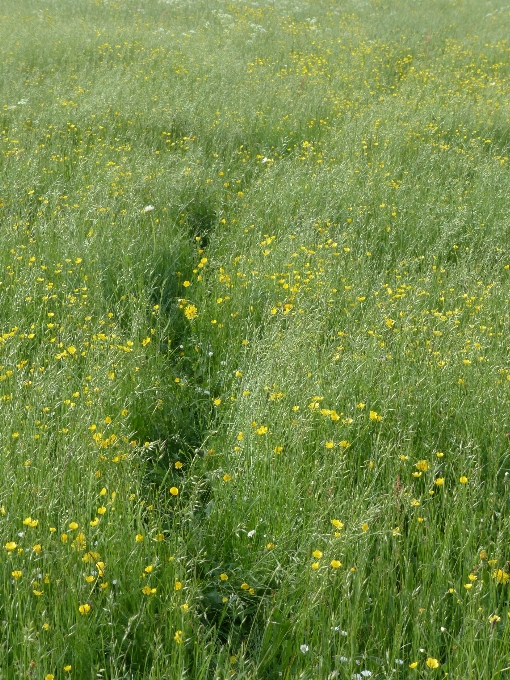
312, 550, 323, 559
339, 440, 350, 448
33, 590, 43, 596
68, 522, 78, 530
311, 562, 319, 570
169, 487, 179, 496
78, 603, 91, 614
223, 474, 231, 482
174, 581, 182, 591
142, 585, 156, 595
45, 674, 55, 680
331, 519, 344, 530
135, 534, 144, 542
325, 440, 334, 449
266, 543, 275, 550
416, 460, 429, 472
479, 549, 488, 560
219, 573, 228, 581
361, 523, 369, 532
97, 506, 106, 515
175, 461, 183, 469
409, 662, 418, 669
331, 560, 342, 568
64, 666, 72, 672
492, 569, 510, 584
459, 476, 468, 484
4, 541, 17, 551
425, 657, 440, 669
174, 630, 183, 644
71, 532, 86, 551
180, 603, 189, 612
256, 425, 268, 435
435, 477, 445, 486
369, 410, 382, 421
12, 570, 22, 579
32, 544, 42, 554
184, 304, 198, 320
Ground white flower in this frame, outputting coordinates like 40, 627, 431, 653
338, 656, 349, 663
143, 205, 155, 213
300, 644, 309, 654
395, 659, 404, 665
361, 671, 372, 678
332, 626, 347, 635
247, 530, 256, 538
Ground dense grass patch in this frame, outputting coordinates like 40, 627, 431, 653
1, 0, 510, 677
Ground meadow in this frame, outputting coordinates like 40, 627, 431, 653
1, 0, 510, 677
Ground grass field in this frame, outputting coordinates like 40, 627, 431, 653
1, 0, 510, 677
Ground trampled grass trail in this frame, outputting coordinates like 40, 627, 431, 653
1, 0, 510, 677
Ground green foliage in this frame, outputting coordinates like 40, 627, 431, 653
1, 0, 510, 676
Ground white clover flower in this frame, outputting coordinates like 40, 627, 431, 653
143, 205, 155, 213
300, 644, 309, 653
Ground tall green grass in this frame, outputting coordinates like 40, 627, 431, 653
1, 0, 510, 677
